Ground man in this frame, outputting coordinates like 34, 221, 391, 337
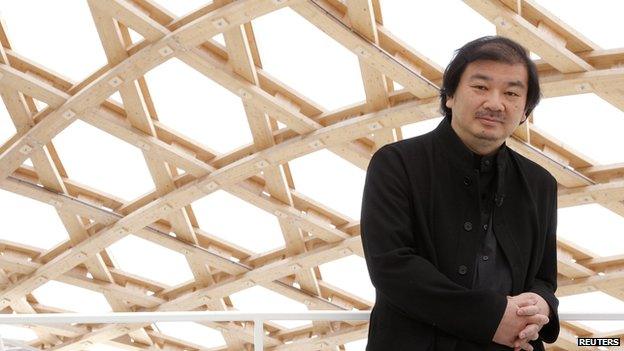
360, 36, 560, 350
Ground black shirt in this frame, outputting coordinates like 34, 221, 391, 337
455, 150, 515, 350
471, 151, 513, 296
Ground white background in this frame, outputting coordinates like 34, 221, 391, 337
0, 0, 623, 349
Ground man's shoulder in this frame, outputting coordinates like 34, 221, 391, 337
374, 128, 437, 158
366, 130, 437, 182
507, 147, 557, 189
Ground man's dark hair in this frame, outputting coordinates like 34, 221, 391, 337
439, 36, 541, 123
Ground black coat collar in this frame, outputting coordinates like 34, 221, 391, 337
433, 116, 509, 206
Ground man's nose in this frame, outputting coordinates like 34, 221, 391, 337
483, 91, 504, 111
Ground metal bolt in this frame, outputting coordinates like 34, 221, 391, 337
238, 88, 252, 100
339, 248, 353, 256
353, 46, 369, 57
62, 109, 76, 120
255, 160, 269, 169
108, 76, 123, 87
212, 18, 229, 28
368, 122, 382, 131
158, 46, 174, 57
136, 141, 150, 151
19, 144, 33, 155
308, 140, 324, 149
203, 181, 218, 192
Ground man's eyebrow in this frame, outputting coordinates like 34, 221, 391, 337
507, 80, 526, 89
468, 74, 526, 89
468, 73, 492, 81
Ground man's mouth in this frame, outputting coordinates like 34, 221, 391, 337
475, 114, 503, 123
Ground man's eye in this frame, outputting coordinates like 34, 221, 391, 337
472, 85, 487, 90
506, 91, 520, 97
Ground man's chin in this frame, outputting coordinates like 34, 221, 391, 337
475, 132, 503, 143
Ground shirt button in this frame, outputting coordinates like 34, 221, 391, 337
463, 221, 473, 231
458, 265, 468, 275
483, 224, 488, 231
463, 176, 471, 186
484, 159, 491, 167
482, 255, 489, 261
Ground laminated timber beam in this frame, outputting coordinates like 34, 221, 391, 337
212, 0, 332, 340
0, 0, 296, 182
346, 0, 397, 152
291, 0, 439, 99
1, 1, 623, 349
0, 18, 153, 347
87, 1, 244, 348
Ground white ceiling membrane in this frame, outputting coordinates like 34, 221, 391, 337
0, 0, 623, 349
53, 119, 156, 201
252, 7, 367, 111
533, 93, 624, 165
534, 0, 624, 49
145, 57, 255, 155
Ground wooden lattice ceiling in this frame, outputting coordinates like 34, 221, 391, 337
0, 0, 623, 350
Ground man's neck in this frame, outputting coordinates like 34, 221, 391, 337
464, 139, 502, 156
450, 120, 503, 156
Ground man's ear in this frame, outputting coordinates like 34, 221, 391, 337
520, 111, 531, 124
445, 95, 454, 109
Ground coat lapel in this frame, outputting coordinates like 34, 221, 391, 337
492, 204, 527, 295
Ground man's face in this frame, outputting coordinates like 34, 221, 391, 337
445, 60, 529, 151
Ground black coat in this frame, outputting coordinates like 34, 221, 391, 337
360, 117, 560, 350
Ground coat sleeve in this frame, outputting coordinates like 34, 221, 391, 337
360, 144, 508, 344
529, 176, 560, 343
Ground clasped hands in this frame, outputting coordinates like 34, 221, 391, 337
493, 292, 550, 351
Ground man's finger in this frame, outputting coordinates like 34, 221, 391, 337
518, 324, 540, 340
514, 338, 534, 351
521, 341, 534, 351
527, 314, 549, 326
512, 297, 537, 308
517, 305, 540, 316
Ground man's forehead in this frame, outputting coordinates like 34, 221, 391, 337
468, 73, 527, 89
462, 60, 528, 86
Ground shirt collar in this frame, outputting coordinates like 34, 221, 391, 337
433, 116, 508, 173
473, 149, 497, 173
433, 116, 509, 206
